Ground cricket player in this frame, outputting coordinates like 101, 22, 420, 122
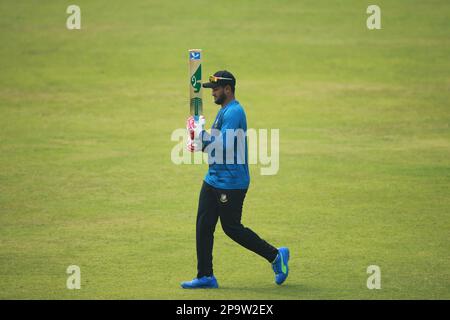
181, 70, 290, 289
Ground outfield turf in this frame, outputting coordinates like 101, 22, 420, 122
0, 0, 449, 299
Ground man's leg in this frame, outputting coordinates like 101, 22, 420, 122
196, 181, 220, 278
215, 188, 278, 263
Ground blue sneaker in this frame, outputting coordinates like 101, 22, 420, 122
181, 276, 219, 289
272, 247, 289, 285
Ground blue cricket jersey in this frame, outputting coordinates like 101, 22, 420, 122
201, 99, 250, 190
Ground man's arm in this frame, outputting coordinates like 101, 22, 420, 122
201, 109, 242, 153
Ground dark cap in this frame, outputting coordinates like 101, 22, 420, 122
202, 70, 236, 89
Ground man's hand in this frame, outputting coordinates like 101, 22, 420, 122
186, 115, 205, 152
186, 139, 201, 152
186, 115, 205, 140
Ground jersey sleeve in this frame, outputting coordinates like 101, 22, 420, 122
201, 107, 243, 154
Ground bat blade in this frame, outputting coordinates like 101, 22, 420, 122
189, 49, 203, 119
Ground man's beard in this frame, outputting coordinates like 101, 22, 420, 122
214, 92, 227, 105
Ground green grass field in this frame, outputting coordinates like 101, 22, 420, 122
1, 0, 449, 299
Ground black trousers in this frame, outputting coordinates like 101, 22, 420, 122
196, 181, 279, 278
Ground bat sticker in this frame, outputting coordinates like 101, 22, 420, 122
189, 52, 201, 60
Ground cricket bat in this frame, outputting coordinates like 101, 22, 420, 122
189, 49, 203, 122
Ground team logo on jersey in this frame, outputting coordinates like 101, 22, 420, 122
220, 194, 228, 203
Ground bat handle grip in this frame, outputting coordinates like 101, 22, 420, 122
194, 115, 199, 124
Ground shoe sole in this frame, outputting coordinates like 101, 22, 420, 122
181, 283, 219, 289
181, 285, 219, 289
